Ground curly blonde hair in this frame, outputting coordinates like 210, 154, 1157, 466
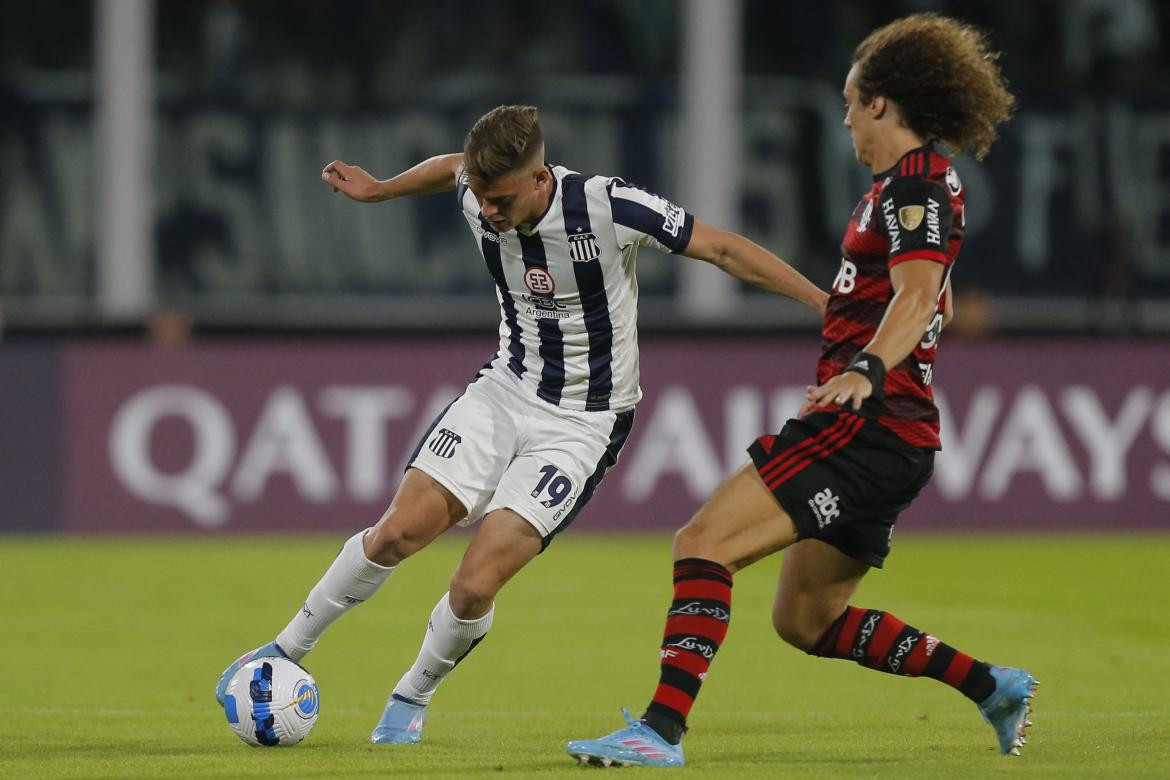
853, 14, 1015, 160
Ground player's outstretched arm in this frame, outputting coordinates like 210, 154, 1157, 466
321, 153, 463, 203
805, 259, 944, 411
680, 219, 828, 314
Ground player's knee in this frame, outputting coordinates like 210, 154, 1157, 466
772, 611, 819, 652
672, 520, 714, 559
363, 523, 417, 567
448, 573, 496, 620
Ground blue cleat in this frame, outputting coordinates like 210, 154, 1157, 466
371, 694, 428, 744
566, 708, 685, 768
214, 641, 288, 705
977, 666, 1038, 755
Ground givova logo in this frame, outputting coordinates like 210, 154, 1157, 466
662, 202, 684, 237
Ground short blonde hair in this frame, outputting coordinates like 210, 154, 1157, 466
463, 105, 544, 182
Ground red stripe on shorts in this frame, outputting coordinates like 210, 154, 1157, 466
767, 415, 864, 488
757, 416, 853, 483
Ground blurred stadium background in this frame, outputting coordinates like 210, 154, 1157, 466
3, 1, 1170, 777
2, 0, 1167, 536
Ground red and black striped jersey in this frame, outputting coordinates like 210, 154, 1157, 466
817, 142, 964, 450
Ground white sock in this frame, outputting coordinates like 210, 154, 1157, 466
393, 592, 494, 706
275, 528, 393, 661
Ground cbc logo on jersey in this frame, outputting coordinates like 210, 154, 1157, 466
524, 266, 555, 296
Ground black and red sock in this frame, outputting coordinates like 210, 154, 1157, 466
813, 606, 995, 702
641, 558, 733, 744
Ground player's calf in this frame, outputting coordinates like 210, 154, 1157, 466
811, 606, 997, 703
272, 528, 396, 659
382, 591, 494, 727
810, 606, 1039, 754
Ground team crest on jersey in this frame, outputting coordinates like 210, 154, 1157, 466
428, 428, 462, 459
856, 198, 874, 232
945, 166, 962, 197
524, 266, 556, 296
568, 229, 601, 262
898, 205, 925, 231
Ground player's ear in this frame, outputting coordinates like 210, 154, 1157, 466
870, 94, 888, 120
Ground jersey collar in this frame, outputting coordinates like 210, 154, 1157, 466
516, 164, 560, 236
872, 140, 938, 181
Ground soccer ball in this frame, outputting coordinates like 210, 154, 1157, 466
223, 657, 319, 747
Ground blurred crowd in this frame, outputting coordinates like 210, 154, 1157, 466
157, 0, 1170, 108
2, 0, 1169, 338
5, 0, 1168, 106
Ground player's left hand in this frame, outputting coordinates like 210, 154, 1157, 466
800, 371, 872, 415
321, 160, 382, 202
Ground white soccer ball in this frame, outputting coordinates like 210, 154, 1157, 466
223, 657, 320, 747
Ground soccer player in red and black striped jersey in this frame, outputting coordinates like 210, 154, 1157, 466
568, 14, 1035, 767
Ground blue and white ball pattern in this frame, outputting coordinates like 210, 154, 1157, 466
223, 657, 319, 746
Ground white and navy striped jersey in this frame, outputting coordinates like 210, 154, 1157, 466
458, 164, 694, 412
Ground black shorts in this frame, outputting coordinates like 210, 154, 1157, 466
746, 411, 934, 568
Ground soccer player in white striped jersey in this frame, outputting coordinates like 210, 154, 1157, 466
214, 105, 828, 744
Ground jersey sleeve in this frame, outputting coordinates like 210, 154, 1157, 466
605, 177, 694, 253
877, 177, 953, 267
456, 166, 472, 206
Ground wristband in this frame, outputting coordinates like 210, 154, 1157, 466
843, 352, 886, 401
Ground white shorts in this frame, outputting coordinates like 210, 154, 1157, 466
407, 371, 635, 547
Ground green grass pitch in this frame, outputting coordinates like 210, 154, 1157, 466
2, 532, 1167, 778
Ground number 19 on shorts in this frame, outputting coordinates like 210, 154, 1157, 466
531, 465, 574, 508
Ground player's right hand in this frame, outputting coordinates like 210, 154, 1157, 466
321, 160, 382, 202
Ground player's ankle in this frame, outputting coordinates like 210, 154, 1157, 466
640, 710, 686, 745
